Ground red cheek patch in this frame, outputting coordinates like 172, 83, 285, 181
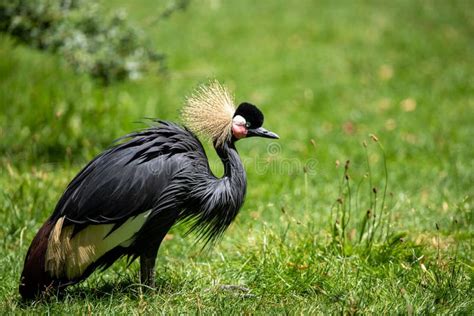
232, 124, 248, 139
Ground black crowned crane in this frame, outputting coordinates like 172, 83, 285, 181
19, 81, 279, 299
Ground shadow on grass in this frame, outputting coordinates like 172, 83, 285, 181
17, 276, 179, 306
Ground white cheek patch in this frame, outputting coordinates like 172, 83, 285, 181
233, 115, 246, 126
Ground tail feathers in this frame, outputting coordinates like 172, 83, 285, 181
19, 214, 148, 299
18, 219, 119, 299
19, 221, 55, 299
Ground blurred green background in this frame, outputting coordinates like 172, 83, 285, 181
0, 0, 472, 313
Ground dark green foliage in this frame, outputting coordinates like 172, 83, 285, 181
0, 0, 171, 83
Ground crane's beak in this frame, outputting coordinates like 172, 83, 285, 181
247, 127, 279, 139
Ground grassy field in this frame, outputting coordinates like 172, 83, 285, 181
1, 0, 473, 313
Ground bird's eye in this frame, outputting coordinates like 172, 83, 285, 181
245, 122, 251, 128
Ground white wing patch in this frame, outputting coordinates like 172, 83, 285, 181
45, 211, 151, 279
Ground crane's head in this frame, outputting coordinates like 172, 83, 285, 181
232, 102, 279, 140
182, 81, 279, 146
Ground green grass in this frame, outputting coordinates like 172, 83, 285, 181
1, 0, 473, 313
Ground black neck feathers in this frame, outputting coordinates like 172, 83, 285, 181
183, 140, 247, 244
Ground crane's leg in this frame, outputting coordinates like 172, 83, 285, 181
140, 246, 159, 288
137, 211, 180, 289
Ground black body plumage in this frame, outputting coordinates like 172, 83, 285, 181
19, 93, 278, 299
19, 121, 247, 298
53, 120, 245, 242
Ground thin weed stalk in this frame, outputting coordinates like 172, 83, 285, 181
343, 160, 352, 235
384, 192, 394, 241
363, 141, 374, 209
355, 174, 366, 242
373, 138, 389, 242
367, 187, 378, 250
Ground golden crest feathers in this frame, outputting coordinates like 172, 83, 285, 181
182, 81, 236, 146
